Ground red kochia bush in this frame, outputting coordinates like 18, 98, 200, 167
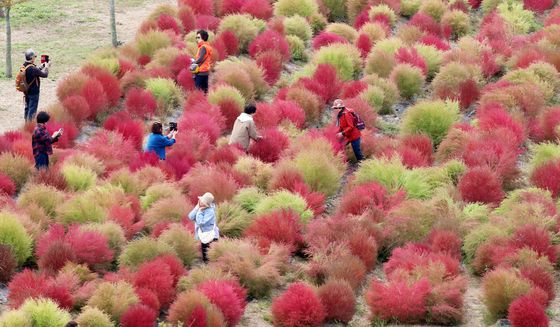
179, 0, 213, 15
520, 266, 555, 304
340, 81, 368, 99
0, 173, 16, 196
215, 30, 239, 57
477, 103, 525, 146
297, 64, 342, 104
241, 0, 273, 19
508, 296, 549, 327
245, 209, 303, 253
178, 6, 196, 33
468, 0, 482, 9
272, 283, 326, 327
136, 288, 161, 312
178, 111, 222, 144
196, 15, 221, 31
530, 159, 560, 197
120, 304, 158, 327
318, 279, 356, 323
524, 0, 554, 13
540, 107, 560, 140
356, 33, 372, 58
254, 102, 280, 129
395, 47, 428, 76
275, 100, 306, 128
427, 230, 462, 260
157, 14, 182, 34
103, 111, 145, 149
45, 121, 79, 149
256, 51, 284, 86
339, 181, 402, 215
410, 12, 440, 36
248, 128, 290, 163
312, 32, 349, 50
65, 226, 114, 266
38, 240, 76, 273
249, 29, 290, 61
134, 260, 175, 308
0, 244, 16, 283
8, 269, 49, 308
82, 66, 121, 107
180, 164, 239, 204
62, 95, 91, 121
177, 68, 196, 92
420, 34, 450, 51
125, 87, 158, 118
198, 280, 245, 327
80, 79, 108, 117
401, 134, 433, 163
512, 225, 557, 264
458, 166, 505, 205
366, 278, 431, 323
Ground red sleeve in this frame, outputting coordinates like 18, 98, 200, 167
341, 112, 354, 136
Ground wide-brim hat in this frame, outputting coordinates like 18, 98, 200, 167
331, 99, 345, 109
198, 192, 215, 206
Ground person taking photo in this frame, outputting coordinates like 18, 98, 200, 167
17, 49, 51, 122
145, 122, 178, 160
32, 111, 62, 169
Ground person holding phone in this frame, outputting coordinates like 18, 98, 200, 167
145, 122, 177, 160
188, 192, 220, 263
21, 49, 51, 121
32, 111, 62, 169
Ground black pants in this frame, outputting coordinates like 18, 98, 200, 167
194, 74, 209, 94
201, 239, 217, 263
34, 153, 49, 169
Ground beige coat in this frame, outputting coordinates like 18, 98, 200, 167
229, 113, 259, 150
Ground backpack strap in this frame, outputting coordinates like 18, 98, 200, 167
22, 64, 38, 86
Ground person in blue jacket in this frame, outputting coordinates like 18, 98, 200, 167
145, 122, 177, 160
188, 192, 220, 263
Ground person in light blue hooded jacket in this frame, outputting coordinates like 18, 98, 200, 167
188, 192, 220, 263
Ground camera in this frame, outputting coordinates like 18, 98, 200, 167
40, 55, 50, 63
169, 122, 178, 132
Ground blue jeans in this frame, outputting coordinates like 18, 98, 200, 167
350, 138, 364, 161
194, 74, 209, 94
34, 153, 49, 169
25, 93, 40, 122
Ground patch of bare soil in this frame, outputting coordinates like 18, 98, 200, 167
0, 0, 174, 134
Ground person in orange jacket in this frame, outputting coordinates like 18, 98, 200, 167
191, 29, 213, 93
332, 99, 364, 161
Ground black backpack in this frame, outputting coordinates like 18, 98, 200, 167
350, 111, 366, 130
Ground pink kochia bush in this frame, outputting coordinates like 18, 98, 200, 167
103, 111, 145, 149
249, 29, 290, 61
530, 159, 560, 197
272, 282, 326, 327
338, 181, 403, 215
318, 279, 356, 323
125, 87, 158, 118
8, 269, 73, 309
458, 166, 505, 205
312, 32, 349, 50
133, 259, 177, 308
0, 172, 16, 196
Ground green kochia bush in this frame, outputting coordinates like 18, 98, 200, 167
141, 183, 183, 210
76, 307, 114, 327
135, 30, 172, 58
273, 0, 319, 17
497, 0, 537, 34
87, 281, 139, 322
528, 142, 560, 171
218, 14, 262, 51
354, 157, 433, 199
0, 153, 33, 191
159, 224, 199, 267
208, 84, 246, 109
293, 150, 344, 197
233, 187, 266, 213
144, 78, 182, 116
284, 15, 313, 42
313, 44, 362, 81
216, 202, 254, 237
390, 64, 425, 99
20, 298, 71, 327
0, 310, 31, 326
254, 191, 313, 224
18, 184, 65, 218
286, 35, 307, 61
118, 237, 174, 269
0, 211, 32, 265
56, 193, 106, 225
400, 100, 460, 146
61, 164, 97, 191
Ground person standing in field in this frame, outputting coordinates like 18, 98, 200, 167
32, 111, 62, 169
229, 104, 262, 151
188, 192, 220, 263
332, 99, 364, 162
191, 30, 213, 93
17, 49, 51, 121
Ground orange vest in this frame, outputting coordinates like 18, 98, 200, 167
196, 42, 213, 73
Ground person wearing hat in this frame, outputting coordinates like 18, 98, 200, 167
188, 192, 220, 263
332, 99, 364, 161
21, 49, 51, 121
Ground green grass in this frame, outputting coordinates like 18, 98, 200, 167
0, 0, 154, 78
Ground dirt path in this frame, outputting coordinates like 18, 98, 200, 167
0, 0, 174, 134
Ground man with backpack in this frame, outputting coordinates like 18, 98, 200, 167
332, 99, 364, 162
190, 30, 213, 94
16, 49, 50, 121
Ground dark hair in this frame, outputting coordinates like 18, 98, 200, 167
36, 111, 50, 124
65, 322, 78, 327
244, 104, 257, 115
151, 122, 163, 134
197, 30, 209, 41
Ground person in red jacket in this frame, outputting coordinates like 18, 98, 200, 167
332, 99, 364, 161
